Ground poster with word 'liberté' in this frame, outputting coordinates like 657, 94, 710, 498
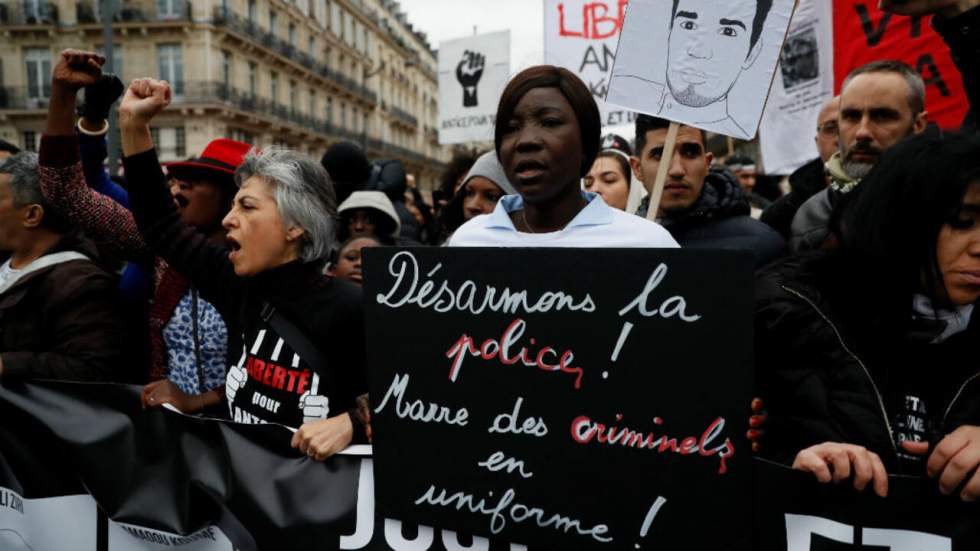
543, 0, 637, 128
607, 0, 797, 140
439, 31, 511, 145
364, 248, 754, 550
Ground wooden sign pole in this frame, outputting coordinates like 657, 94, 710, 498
644, 121, 679, 221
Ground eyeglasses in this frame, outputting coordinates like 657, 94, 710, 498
817, 121, 839, 137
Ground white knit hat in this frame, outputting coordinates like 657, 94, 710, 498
337, 191, 401, 237
462, 151, 517, 196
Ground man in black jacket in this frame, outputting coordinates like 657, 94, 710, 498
0, 152, 128, 381
633, 115, 785, 269
760, 96, 839, 240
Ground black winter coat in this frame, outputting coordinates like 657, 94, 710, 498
755, 254, 980, 471
641, 168, 786, 269
0, 235, 129, 382
760, 157, 827, 241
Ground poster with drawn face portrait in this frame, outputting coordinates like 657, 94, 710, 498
606, 0, 796, 140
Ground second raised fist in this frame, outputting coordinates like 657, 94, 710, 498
119, 77, 172, 128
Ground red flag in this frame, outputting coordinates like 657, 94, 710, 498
833, 0, 968, 129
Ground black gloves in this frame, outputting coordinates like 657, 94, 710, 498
79, 73, 125, 122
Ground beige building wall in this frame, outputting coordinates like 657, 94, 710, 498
0, 0, 449, 190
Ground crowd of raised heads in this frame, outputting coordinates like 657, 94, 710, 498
0, 0, 977, 501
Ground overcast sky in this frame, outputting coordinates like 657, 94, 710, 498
396, 0, 545, 71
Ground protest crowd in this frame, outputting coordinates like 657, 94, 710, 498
0, 0, 978, 546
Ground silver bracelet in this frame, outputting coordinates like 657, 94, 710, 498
76, 118, 110, 137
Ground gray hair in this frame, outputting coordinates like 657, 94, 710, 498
235, 147, 338, 263
0, 152, 42, 208
841, 60, 926, 115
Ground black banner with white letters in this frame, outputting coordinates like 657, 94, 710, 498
753, 458, 980, 551
363, 248, 757, 550
0, 380, 359, 551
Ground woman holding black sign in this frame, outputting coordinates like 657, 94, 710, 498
755, 132, 980, 501
448, 65, 678, 248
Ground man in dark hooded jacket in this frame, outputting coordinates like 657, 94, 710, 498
0, 152, 128, 382
760, 96, 839, 240
363, 158, 423, 244
320, 141, 372, 206
633, 115, 785, 269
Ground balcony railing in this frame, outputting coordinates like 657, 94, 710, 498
212, 5, 377, 105
390, 106, 418, 127
71, 0, 192, 23
0, 86, 53, 110
174, 81, 371, 142
0, 1, 59, 25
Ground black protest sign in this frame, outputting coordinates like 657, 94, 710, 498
363, 248, 755, 550
753, 458, 980, 551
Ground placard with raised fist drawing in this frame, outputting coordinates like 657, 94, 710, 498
438, 31, 510, 145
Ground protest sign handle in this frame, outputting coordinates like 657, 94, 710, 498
645, 121, 679, 221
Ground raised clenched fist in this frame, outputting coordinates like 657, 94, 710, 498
51, 49, 105, 93
119, 77, 172, 128
456, 50, 485, 108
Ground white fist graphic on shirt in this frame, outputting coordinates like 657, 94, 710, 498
298, 373, 329, 423
225, 362, 247, 404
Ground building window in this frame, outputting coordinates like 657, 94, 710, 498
155, 127, 186, 160
363, 112, 369, 135
157, 44, 184, 95
156, 0, 184, 20
326, 97, 333, 123
270, 72, 279, 104
356, 22, 365, 53
308, 36, 315, 58
309, 89, 316, 116
97, 45, 123, 78
352, 107, 359, 132
220, 51, 231, 91
341, 102, 347, 128
24, 48, 52, 101
289, 80, 297, 109
316, 0, 327, 28
269, 10, 277, 35
175, 127, 186, 158
247, 0, 257, 22
231, 129, 254, 145
330, 2, 341, 36
21, 131, 37, 152
288, 23, 296, 47
248, 62, 257, 97
23, 0, 54, 23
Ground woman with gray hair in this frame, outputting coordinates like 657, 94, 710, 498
118, 76, 369, 460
